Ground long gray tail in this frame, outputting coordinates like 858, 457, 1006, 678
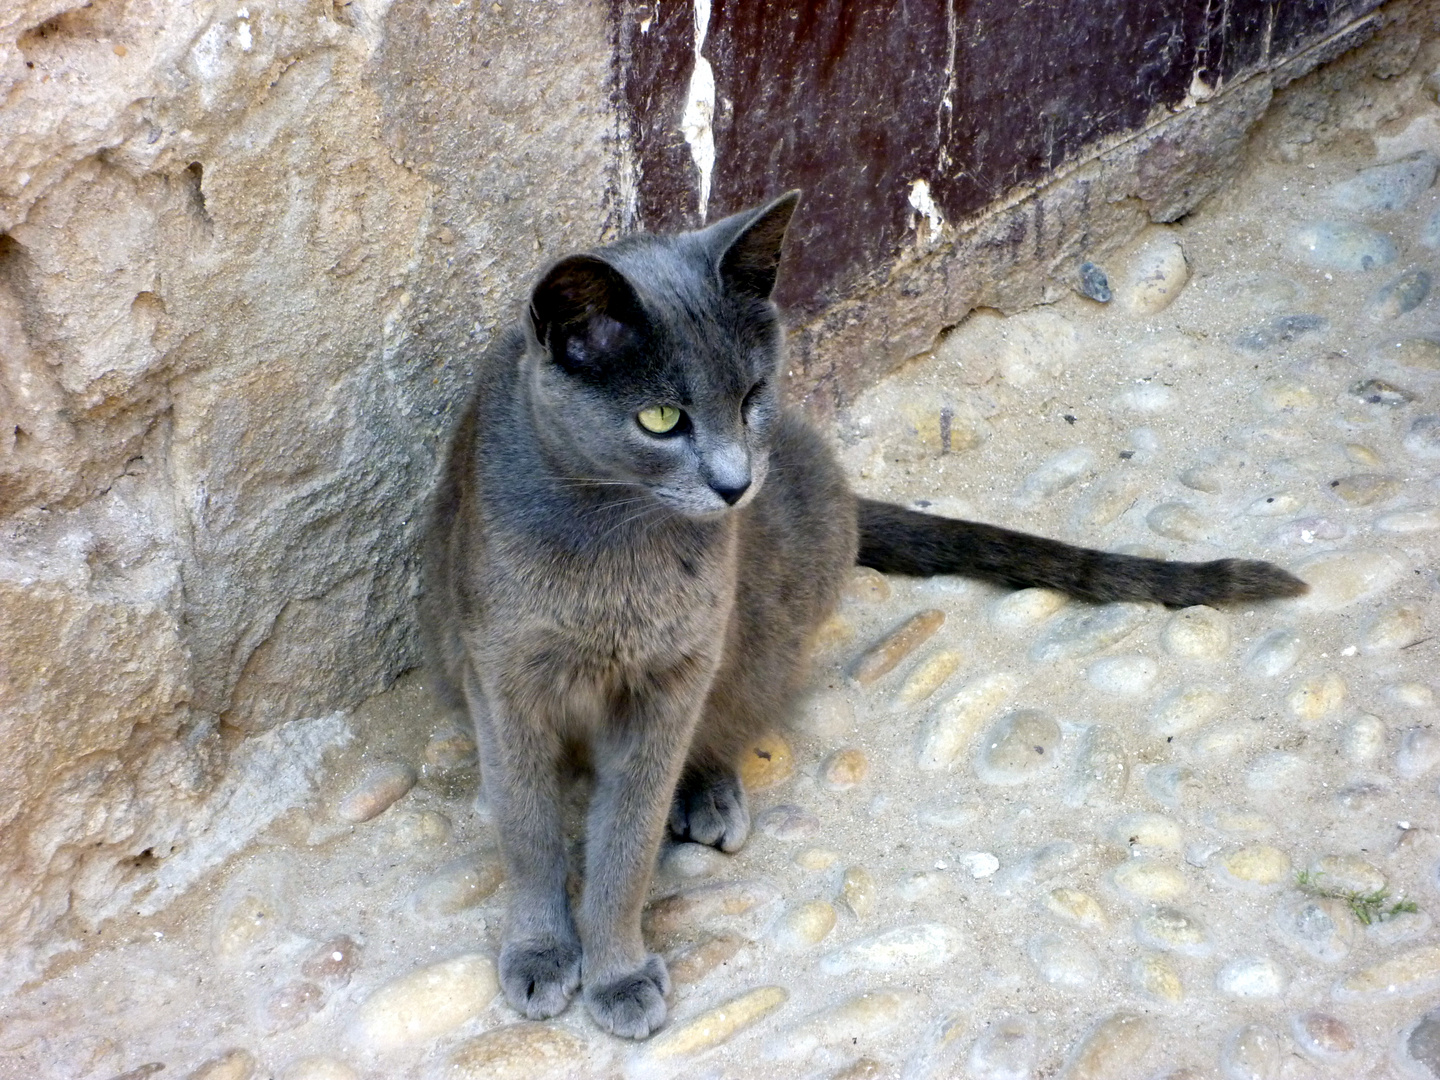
855, 499, 1307, 607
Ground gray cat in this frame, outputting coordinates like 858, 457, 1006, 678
420, 192, 1305, 1038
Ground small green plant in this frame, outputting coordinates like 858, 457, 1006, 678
1295, 869, 1419, 926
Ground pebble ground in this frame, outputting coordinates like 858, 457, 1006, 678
6, 54, 1440, 1080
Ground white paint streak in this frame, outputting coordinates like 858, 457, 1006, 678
680, 0, 715, 221
908, 179, 944, 244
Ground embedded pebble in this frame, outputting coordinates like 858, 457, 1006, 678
756, 804, 820, 842
990, 588, 1068, 630
1235, 313, 1328, 351
1209, 808, 1272, 838
1114, 383, 1173, 412
1395, 337, 1440, 368
739, 733, 794, 790
1074, 470, 1147, 528
1370, 909, 1434, 947
820, 748, 869, 789
1310, 854, 1385, 894
764, 989, 918, 1062
643, 985, 788, 1061
968, 1015, 1038, 1079
1218, 956, 1287, 998
1028, 934, 1099, 988
836, 865, 877, 918
1289, 221, 1397, 272
1067, 724, 1128, 805
772, 900, 838, 950
1297, 548, 1406, 609
1344, 442, 1382, 466
1246, 491, 1301, 516
1393, 682, 1436, 708
1132, 954, 1184, 1002
1397, 727, 1440, 779
1378, 507, 1440, 532
1329, 472, 1399, 505
644, 880, 782, 945
1406, 416, 1440, 459
337, 763, 417, 824
349, 953, 498, 1051
1260, 381, 1316, 413
1372, 268, 1432, 320
811, 615, 855, 653
265, 981, 324, 1033
411, 855, 505, 917
1269, 515, 1346, 545
383, 809, 452, 850
1290, 1012, 1357, 1061
1405, 1009, 1440, 1078
1366, 605, 1424, 651
1031, 603, 1146, 663
665, 842, 729, 879
1078, 260, 1112, 302
1123, 233, 1189, 313
211, 873, 288, 963
1064, 1012, 1154, 1080
1245, 629, 1304, 677
1330, 151, 1438, 212
1019, 447, 1095, 501
1189, 722, 1262, 761
916, 672, 1020, 771
1336, 943, 1440, 999
1220, 1024, 1281, 1080
1113, 813, 1183, 853
1136, 908, 1209, 954
1343, 714, 1387, 764
444, 1023, 585, 1080
1179, 461, 1225, 492
1218, 845, 1290, 887
818, 923, 962, 975
188, 1051, 257, 1080
1246, 751, 1310, 792
1146, 502, 1209, 542
845, 567, 892, 602
976, 709, 1062, 785
668, 933, 745, 985
1349, 376, 1417, 407
1286, 672, 1345, 721
1113, 858, 1187, 902
424, 728, 477, 773
300, 936, 360, 986
894, 650, 963, 707
1149, 686, 1224, 737
850, 610, 946, 685
794, 846, 840, 871
959, 851, 1001, 879
1162, 606, 1230, 660
992, 840, 1078, 895
1044, 887, 1107, 929
279, 1059, 357, 1080
915, 801, 980, 831
1085, 655, 1157, 695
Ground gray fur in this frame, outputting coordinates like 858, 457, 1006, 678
420, 193, 1303, 1038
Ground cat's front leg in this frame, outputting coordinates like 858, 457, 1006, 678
465, 673, 581, 1020
578, 662, 710, 1038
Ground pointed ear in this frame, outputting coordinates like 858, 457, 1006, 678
716, 190, 800, 300
528, 255, 645, 372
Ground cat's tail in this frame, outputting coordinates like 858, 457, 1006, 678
855, 499, 1308, 607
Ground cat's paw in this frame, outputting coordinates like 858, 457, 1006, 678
669, 769, 750, 852
583, 954, 670, 1038
499, 934, 582, 1019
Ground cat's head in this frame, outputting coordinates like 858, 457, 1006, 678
523, 192, 799, 518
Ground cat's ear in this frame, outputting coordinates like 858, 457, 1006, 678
528, 255, 644, 373
713, 190, 800, 300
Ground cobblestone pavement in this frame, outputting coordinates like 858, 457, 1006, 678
6, 57, 1440, 1080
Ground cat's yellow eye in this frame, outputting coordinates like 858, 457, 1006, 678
637, 405, 682, 434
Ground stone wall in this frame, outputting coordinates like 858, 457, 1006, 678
0, 0, 1418, 989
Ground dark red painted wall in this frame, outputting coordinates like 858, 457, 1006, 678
612, 0, 1383, 317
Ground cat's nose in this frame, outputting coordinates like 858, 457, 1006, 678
711, 478, 751, 506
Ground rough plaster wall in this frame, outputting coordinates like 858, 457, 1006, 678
0, 0, 615, 988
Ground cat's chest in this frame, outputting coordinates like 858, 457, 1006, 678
486, 529, 736, 666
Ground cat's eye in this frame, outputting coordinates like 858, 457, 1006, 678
637, 404, 683, 434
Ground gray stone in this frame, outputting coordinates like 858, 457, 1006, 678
1234, 313, 1327, 351
1405, 1009, 1440, 1078
1330, 152, 1439, 213
1078, 261, 1112, 302
1289, 222, 1397, 272
1371, 269, 1431, 320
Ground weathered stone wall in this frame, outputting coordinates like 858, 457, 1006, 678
0, 0, 617, 988
0, 0, 1420, 990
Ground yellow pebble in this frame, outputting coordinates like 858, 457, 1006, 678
644, 986, 788, 1060
739, 733, 794, 790
794, 847, 841, 871
1133, 954, 1184, 1002
850, 610, 946, 685
844, 567, 892, 602
1113, 859, 1188, 902
1044, 887, 1107, 929
839, 865, 876, 918
894, 650, 964, 706
821, 747, 869, 789
1219, 844, 1291, 886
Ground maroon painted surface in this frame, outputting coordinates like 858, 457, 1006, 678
613, 0, 1382, 317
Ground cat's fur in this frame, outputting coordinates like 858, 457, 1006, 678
420, 192, 1306, 1038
